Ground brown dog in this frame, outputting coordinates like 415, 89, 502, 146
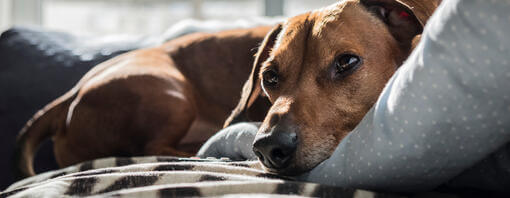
15, 26, 273, 178
225, 0, 440, 175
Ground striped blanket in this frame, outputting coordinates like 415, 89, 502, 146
2, 156, 397, 198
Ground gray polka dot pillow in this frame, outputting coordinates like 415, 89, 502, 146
300, 0, 510, 193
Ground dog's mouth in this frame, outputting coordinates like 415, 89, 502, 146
253, 132, 339, 176
252, 149, 294, 175
255, 150, 292, 169
260, 162, 303, 176
254, 149, 301, 176
255, 153, 317, 176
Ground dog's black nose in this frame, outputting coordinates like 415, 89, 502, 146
253, 131, 298, 169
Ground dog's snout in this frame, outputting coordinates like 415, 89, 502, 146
253, 131, 298, 170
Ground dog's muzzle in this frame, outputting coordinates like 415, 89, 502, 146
252, 130, 298, 170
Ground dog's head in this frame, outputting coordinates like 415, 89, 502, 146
226, 0, 440, 175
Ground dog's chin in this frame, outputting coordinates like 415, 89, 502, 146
259, 159, 321, 176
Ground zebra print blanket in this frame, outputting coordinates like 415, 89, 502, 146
1, 156, 396, 198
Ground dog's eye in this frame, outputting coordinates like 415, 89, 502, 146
332, 54, 361, 79
368, 5, 389, 21
262, 69, 279, 87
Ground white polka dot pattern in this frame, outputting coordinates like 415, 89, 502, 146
301, 0, 510, 192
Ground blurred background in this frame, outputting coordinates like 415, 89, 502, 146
0, 0, 338, 35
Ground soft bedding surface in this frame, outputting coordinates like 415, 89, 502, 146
1, 156, 391, 198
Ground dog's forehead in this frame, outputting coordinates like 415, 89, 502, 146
267, 0, 363, 67
271, 13, 310, 55
262, 13, 311, 74
312, 0, 354, 37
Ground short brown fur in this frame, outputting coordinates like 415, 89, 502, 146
226, 0, 440, 175
15, 26, 273, 178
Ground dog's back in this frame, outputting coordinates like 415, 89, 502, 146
14, 26, 273, 178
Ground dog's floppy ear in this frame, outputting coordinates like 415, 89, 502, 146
224, 24, 283, 128
362, 0, 441, 51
